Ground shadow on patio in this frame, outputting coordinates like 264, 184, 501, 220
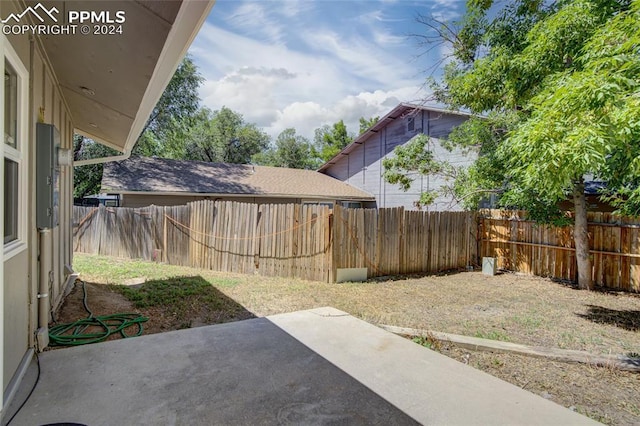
5, 308, 598, 425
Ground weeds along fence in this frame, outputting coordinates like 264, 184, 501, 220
480, 210, 640, 292
73, 201, 478, 283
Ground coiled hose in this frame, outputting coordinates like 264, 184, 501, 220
49, 280, 148, 346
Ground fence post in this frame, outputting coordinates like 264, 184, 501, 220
163, 206, 167, 263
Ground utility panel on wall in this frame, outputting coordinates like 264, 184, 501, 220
36, 123, 60, 229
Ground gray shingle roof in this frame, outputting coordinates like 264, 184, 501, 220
101, 156, 374, 200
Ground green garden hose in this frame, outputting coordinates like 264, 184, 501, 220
49, 281, 149, 346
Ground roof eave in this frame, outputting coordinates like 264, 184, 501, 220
121, 0, 214, 156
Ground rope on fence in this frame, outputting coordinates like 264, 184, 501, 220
73, 208, 99, 253
163, 211, 332, 241
335, 212, 382, 276
75, 207, 99, 229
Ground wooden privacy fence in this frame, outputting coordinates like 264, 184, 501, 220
73, 203, 640, 291
480, 210, 640, 292
332, 205, 477, 276
74, 201, 333, 282
73, 201, 477, 282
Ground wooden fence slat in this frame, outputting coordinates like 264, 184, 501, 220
479, 209, 640, 291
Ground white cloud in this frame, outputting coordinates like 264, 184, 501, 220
356, 9, 408, 47
299, 29, 417, 89
189, 1, 444, 143
264, 86, 425, 141
276, 0, 315, 18
225, 2, 284, 44
372, 28, 406, 46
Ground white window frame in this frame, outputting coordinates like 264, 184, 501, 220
3, 37, 29, 260
301, 200, 334, 209
407, 116, 415, 132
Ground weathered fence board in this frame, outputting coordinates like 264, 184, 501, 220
331, 206, 477, 280
480, 210, 640, 292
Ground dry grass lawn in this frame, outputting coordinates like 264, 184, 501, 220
68, 253, 640, 425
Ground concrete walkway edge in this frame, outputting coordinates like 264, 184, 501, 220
269, 307, 601, 426
378, 324, 640, 372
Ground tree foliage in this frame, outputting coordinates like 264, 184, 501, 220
133, 54, 204, 156
184, 107, 270, 164
403, 0, 638, 215
387, 0, 639, 289
382, 134, 458, 207
253, 128, 318, 169
313, 120, 353, 162
359, 116, 380, 134
72, 135, 120, 198
501, 0, 640, 217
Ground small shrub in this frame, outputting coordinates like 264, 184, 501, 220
411, 332, 442, 352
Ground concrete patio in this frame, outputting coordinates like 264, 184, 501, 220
5, 307, 598, 425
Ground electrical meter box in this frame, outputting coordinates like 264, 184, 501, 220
36, 123, 60, 229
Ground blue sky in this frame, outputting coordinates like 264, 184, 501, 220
189, 0, 465, 141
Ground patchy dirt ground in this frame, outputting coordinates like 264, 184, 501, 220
54, 280, 255, 336
63, 253, 640, 425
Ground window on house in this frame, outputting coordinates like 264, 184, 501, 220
5, 60, 17, 147
302, 200, 334, 209
3, 52, 26, 254
407, 116, 415, 132
341, 201, 362, 209
4, 158, 18, 243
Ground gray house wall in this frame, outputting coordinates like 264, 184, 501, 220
322, 110, 475, 211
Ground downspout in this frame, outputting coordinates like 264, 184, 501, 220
36, 229, 52, 350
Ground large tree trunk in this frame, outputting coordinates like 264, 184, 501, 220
573, 179, 593, 290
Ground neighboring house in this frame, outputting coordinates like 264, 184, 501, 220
479, 180, 618, 213
74, 194, 120, 207
562, 181, 616, 213
101, 156, 376, 208
0, 0, 212, 416
319, 103, 475, 211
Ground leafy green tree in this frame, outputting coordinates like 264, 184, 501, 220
383, 134, 457, 207
499, 0, 640, 289
72, 135, 120, 197
185, 107, 270, 164
133, 54, 203, 156
313, 120, 353, 163
253, 128, 319, 169
387, 0, 639, 289
359, 116, 380, 134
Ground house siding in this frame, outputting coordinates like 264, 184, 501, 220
322, 108, 474, 211
2, 2, 74, 401
2, 254, 28, 395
